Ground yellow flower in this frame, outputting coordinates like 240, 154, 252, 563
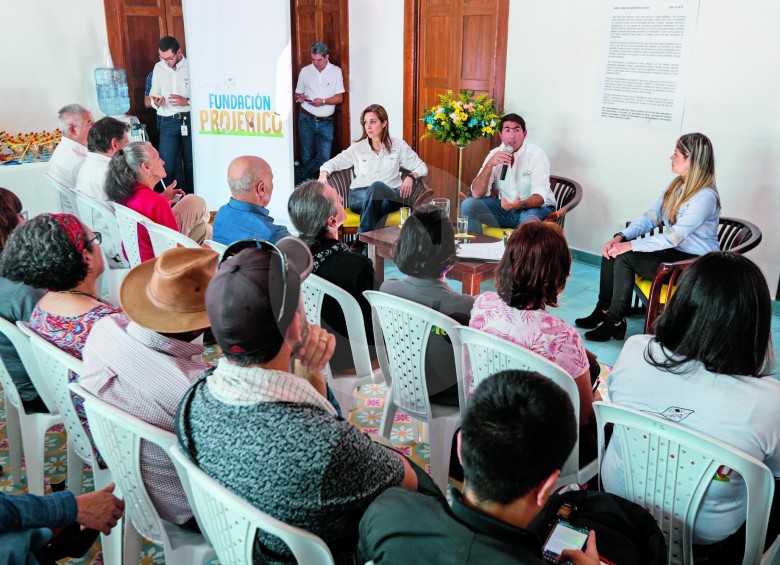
427, 123, 434, 130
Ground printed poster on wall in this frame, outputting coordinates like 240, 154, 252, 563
594, 0, 700, 131
183, 0, 294, 228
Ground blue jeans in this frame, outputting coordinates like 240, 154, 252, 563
349, 182, 405, 233
460, 197, 554, 234
297, 112, 334, 181
157, 113, 194, 194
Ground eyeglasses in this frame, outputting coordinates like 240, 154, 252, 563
17, 210, 28, 221
160, 55, 178, 63
87, 232, 102, 246
220, 239, 288, 324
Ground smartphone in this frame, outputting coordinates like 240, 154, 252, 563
542, 520, 588, 563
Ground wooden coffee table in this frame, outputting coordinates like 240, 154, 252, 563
359, 226, 500, 296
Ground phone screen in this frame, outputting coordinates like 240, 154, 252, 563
542, 520, 588, 562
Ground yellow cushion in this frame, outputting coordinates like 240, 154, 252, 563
634, 275, 674, 304
385, 211, 401, 227
343, 209, 360, 229
483, 225, 513, 239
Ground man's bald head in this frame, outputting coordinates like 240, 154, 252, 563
227, 156, 274, 206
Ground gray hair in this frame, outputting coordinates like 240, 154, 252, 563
288, 180, 336, 244
58, 104, 90, 137
227, 159, 265, 196
105, 141, 153, 204
310, 41, 329, 56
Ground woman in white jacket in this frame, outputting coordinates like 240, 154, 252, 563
318, 104, 427, 250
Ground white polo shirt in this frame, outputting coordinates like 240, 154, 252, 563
48, 136, 87, 189
295, 62, 345, 118
149, 57, 191, 117
471, 140, 555, 206
75, 152, 111, 201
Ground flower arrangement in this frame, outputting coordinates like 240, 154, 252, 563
421, 90, 501, 147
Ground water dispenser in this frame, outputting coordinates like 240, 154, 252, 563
94, 68, 131, 116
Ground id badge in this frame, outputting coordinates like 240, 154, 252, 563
181, 123, 189, 136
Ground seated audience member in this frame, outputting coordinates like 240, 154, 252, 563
75, 116, 130, 201
359, 370, 599, 564
105, 141, 212, 261
602, 252, 780, 557
470, 222, 598, 458
288, 179, 375, 371
381, 204, 473, 405
48, 104, 94, 188
1, 213, 120, 439
0, 484, 124, 564
177, 237, 426, 563
212, 156, 292, 245
75, 116, 131, 269
461, 112, 555, 235
1, 214, 119, 362
0, 188, 46, 413
81, 247, 217, 530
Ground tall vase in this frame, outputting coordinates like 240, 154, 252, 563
451, 141, 468, 217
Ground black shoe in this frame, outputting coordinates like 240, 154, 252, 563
585, 319, 627, 342
349, 241, 367, 255
575, 307, 607, 329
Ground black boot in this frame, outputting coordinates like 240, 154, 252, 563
585, 319, 627, 342
575, 306, 607, 329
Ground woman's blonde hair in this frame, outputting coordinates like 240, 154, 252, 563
661, 132, 719, 223
357, 104, 392, 153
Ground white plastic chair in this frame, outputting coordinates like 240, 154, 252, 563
593, 401, 780, 565
0, 323, 61, 495
301, 274, 382, 411
74, 192, 129, 305
203, 239, 228, 255
17, 322, 122, 565
112, 202, 149, 267
142, 219, 200, 256
454, 326, 598, 489
363, 291, 465, 494
169, 445, 334, 565
71, 383, 215, 565
45, 173, 80, 215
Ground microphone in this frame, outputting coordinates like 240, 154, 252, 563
500, 146, 514, 181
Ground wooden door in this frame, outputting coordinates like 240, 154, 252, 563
404, 0, 508, 219
291, 0, 351, 159
103, 0, 187, 146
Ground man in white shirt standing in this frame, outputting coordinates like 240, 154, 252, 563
294, 41, 345, 184
149, 36, 193, 194
461, 113, 556, 234
48, 104, 94, 189
76, 117, 130, 201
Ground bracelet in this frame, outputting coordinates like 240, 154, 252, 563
613, 232, 625, 242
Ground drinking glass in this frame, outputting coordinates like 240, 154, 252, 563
457, 216, 468, 236
399, 207, 411, 225
431, 198, 450, 218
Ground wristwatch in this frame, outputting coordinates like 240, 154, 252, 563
613, 232, 625, 242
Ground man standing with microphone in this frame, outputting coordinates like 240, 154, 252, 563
461, 113, 555, 234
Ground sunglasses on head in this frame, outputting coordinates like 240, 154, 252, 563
219, 239, 288, 324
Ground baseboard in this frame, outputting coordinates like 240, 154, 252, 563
570, 247, 780, 317
570, 248, 601, 267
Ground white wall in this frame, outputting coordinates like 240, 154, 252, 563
347, 0, 780, 292
348, 0, 405, 140
504, 0, 780, 291
0, 1, 111, 132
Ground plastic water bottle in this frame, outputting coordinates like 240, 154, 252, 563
94, 68, 130, 115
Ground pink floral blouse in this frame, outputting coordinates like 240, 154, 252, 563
470, 292, 589, 380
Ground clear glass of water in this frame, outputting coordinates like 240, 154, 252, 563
399, 207, 411, 226
431, 198, 450, 218
457, 216, 468, 236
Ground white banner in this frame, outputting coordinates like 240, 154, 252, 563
183, 0, 294, 229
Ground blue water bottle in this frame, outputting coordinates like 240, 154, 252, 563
94, 68, 131, 115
